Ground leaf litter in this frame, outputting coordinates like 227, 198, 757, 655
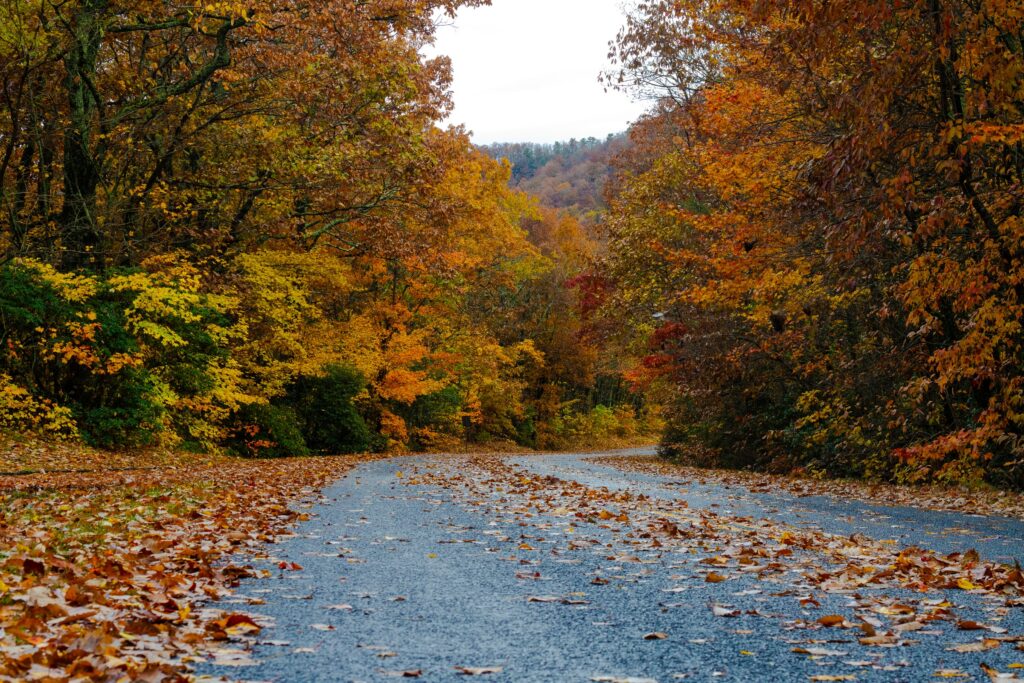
401, 454, 1024, 680
0, 448, 382, 681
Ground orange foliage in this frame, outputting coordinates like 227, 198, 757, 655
604, 0, 1024, 486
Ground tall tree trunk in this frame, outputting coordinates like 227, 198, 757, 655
60, 0, 107, 270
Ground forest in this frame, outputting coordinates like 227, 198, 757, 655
0, 0, 654, 459
0, 0, 1022, 492
3, 2, 1024, 682
593, 0, 1024, 490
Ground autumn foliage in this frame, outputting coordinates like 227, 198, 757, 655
601, 0, 1024, 487
0, 0, 653, 456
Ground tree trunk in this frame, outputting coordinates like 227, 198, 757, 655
59, 0, 107, 271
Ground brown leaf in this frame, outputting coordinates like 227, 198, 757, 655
893, 621, 925, 632
455, 666, 503, 675
859, 634, 900, 647
947, 639, 1001, 653
22, 558, 45, 576
979, 663, 1014, 682
957, 620, 988, 631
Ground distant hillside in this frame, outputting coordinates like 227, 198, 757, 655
481, 135, 629, 220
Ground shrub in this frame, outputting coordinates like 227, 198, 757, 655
0, 257, 251, 449
0, 375, 78, 439
288, 365, 372, 454
235, 403, 309, 458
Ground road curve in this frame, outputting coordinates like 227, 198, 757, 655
197, 449, 1024, 683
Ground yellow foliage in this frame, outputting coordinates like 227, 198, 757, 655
15, 259, 98, 303
0, 375, 78, 439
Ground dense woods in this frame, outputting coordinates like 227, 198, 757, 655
6, 5, 1024, 683
596, 0, 1024, 488
483, 136, 626, 220
3, 0, 1024, 491
0, 0, 653, 456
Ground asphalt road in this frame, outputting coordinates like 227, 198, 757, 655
197, 449, 1024, 683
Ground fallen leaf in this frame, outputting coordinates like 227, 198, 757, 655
211, 648, 259, 667
859, 634, 900, 647
793, 647, 848, 657
958, 621, 988, 631
455, 666, 503, 675
979, 663, 1021, 682
894, 621, 925, 632
947, 639, 1001, 653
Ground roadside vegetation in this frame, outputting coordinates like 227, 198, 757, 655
595, 0, 1024, 490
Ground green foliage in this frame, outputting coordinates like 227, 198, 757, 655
402, 386, 464, 438
0, 259, 251, 449
288, 365, 372, 455
236, 404, 310, 458
79, 370, 165, 449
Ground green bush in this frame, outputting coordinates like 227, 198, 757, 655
0, 259, 242, 449
288, 365, 372, 454
79, 369, 165, 449
404, 385, 463, 432
236, 403, 309, 458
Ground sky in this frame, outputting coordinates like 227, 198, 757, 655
426, 0, 649, 144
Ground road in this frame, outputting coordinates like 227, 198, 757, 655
197, 449, 1024, 682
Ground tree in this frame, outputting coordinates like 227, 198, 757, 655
602, 0, 1024, 486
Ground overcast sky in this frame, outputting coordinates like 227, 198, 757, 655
426, 0, 648, 144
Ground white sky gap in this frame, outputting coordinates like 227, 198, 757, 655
427, 0, 648, 144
